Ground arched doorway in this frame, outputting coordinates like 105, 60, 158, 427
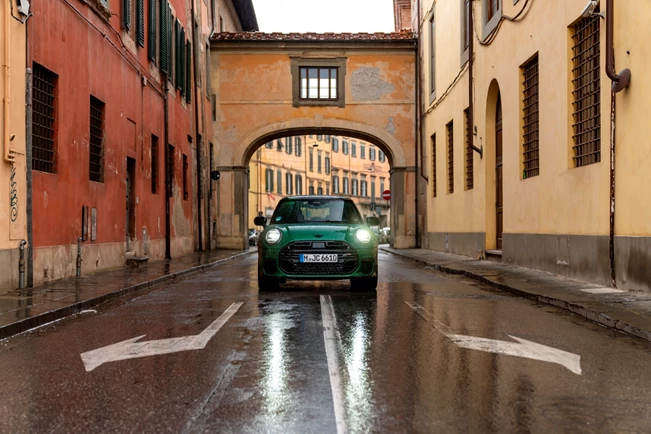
495, 93, 503, 250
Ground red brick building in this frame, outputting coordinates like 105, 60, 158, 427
27, 0, 257, 286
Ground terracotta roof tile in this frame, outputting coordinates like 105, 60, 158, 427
211, 30, 416, 42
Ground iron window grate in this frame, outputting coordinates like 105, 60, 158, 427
151, 135, 159, 193
522, 54, 540, 178
32, 63, 57, 173
571, 15, 601, 168
299, 67, 338, 100
465, 108, 474, 190
431, 134, 437, 198
447, 121, 454, 194
89, 96, 105, 182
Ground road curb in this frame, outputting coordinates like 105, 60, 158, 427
0, 250, 256, 340
380, 248, 651, 343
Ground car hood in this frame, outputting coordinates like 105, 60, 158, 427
279, 224, 358, 242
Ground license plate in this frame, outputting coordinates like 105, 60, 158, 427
300, 254, 338, 263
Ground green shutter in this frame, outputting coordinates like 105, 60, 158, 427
180, 29, 186, 96
176, 21, 182, 90
185, 41, 191, 103
123, 0, 131, 30
148, 0, 156, 60
137, 0, 145, 47
167, 5, 173, 83
159, 0, 167, 73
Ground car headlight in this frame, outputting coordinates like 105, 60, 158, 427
265, 228, 282, 244
355, 228, 372, 243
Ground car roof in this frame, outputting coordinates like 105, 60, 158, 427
282, 195, 350, 200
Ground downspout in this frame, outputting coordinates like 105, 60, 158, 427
164, 77, 171, 259
414, 0, 421, 248
605, 0, 631, 287
190, 11, 203, 252
3, 0, 15, 163
468, 0, 482, 159
26, 16, 33, 287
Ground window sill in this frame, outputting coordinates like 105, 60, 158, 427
82, 0, 112, 22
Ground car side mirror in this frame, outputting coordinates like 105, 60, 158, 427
254, 216, 267, 227
366, 216, 380, 226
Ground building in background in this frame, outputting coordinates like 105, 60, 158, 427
407, 0, 650, 292
0, 2, 28, 291
22, 0, 257, 288
248, 134, 391, 228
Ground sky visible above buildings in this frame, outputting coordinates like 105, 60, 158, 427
251, 0, 395, 33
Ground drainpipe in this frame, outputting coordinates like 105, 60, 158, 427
413, 0, 421, 249
19, 240, 26, 289
468, 1, 482, 159
190, 11, 203, 252
164, 77, 171, 259
76, 237, 83, 277
3, 0, 15, 163
26, 64, 33, 286
605, 0, 631, 287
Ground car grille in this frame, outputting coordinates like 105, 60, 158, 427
279, 241, 358, 275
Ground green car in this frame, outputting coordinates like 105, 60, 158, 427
254, 196, 379, 291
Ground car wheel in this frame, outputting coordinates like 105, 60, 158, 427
258, 267, 279, 291
350, 275, 377, 292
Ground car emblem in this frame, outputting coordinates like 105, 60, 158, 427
314, 234, 324, 238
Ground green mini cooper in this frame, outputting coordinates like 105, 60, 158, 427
254, 196, 379, 291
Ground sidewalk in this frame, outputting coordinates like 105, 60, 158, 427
380, 247, 651, 343
0, 249, 255, 340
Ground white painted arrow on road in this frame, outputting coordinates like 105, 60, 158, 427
81, 302, 243, 372
405, 302, 582, 375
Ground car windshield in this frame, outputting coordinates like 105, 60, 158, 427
271, 199, 362, 224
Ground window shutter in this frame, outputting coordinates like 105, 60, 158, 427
159, 0, 168, 73
137, 0, 145, 47
123, 0, 132, 29
167, 5, 173, 83
148, 0, 156, 60
176, 21, 182, 90
185, 41, 191, 103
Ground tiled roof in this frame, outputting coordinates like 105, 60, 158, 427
211, 30, 416, 42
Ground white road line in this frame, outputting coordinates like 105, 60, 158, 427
320, 295, 348, 434
579, 287, 625, 294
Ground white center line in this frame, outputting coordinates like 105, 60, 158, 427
320, 295, 348, 434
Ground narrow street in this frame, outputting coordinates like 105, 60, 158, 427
0, 252, 649, 433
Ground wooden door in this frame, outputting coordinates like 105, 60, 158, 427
495, 94, 503, 250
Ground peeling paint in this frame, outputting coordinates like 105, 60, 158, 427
351, 67, 395, 101
386, 117, 396, 136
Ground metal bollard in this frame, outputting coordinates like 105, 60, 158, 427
19, 240, 27, 289
76, 237, 83, 277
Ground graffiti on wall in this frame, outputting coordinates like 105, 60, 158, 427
10, 164, 18, 222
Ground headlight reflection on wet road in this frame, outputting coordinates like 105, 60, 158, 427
343, 312, 375, 432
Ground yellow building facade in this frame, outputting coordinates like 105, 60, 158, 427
0, 3, 27, 290
248, 134, 391, 228
415, 0, 650, 291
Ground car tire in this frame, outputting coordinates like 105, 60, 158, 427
258, 267, 280, 291
350, 275, 377, 292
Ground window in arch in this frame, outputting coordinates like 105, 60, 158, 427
378, 150, 386, 163
332, 137, 339, 152
286, 137, 293, 154
295, 137, 302, 156
369, 147, 376, 161
351, 141, 357, 157
342, 140, 349, 155
295, 174, 303, 195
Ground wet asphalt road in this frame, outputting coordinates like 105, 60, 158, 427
0, 252, 650, 433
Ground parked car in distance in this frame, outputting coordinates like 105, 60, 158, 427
254, 196, 379, 291
248, 228, 258, 246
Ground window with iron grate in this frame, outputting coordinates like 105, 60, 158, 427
182, 154, 188, 200
447, 121, 454, 194
151, 134, 159, 193
522, 54, 540, 178
464, 108, 474, 189
571, 14, 601, 167
32, 63, 57, 173
89, 96, 105, 182
431, 134, 437, 198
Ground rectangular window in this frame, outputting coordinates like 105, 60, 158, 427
325, 135, 331, 143
136, 0, 145, 47
317, 151, 322, 173
378, 150, 386, 163
265, 168, 274, 192
361, 180, 368, 197
182, 154, 188, 200
351, 142, 357, 157
371, 179, 376, 199
431, 134, 437, 198
32, 63, 57, 173
309, 184, 315, 195
343, 177, 349, 195
369, 148, 376, 161
352, 178, 359, 196
464, 108, 474, 190
286, 173, 293, 195
317, 135, 323, 141
333, 175, 339, 194
380, 178, 385, 196
571, 15, 601, 167
342, 140, 349, 155
123, 0, 132, 30
295, 174, 302, 195
360, 144, 366, 159
447, 121, 454, 194
151, 135, 159, 193
295, 137, 302, 156
332, 137, 339, 152
89, 96, 105, 183
318, 186, 324, 195
286, 137, 293, 154
462, 0, 470, 52
325, 155, 331, 174
148, 0, 157, 61
299, 67, 338, 100
522, 54, 540, 178
430, 15, 436, 97
309, 149, 314, 171
277, 139, 283, 151
277, 170, 282, 194
159, 0, 168, 73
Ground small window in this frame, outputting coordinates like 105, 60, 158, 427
265, 168, 274, 192
295, 137, 302, 156
318, 186, 324, 195
325, 135, 331, 143
361, 180, 368, 197
352, 178, 359, 196
369, 148, 376, 161
317, 151, 322, 173
522, 54, 540, 178
300, 68, 337, 100
378, 150, 386, 163
286, 173, 293, 195
182, 154, 189, 200
325, 155, 331, 175
429, 14, 436, 98
286, 137, 293, 154
360, 144, 366, 160
151, 134, 159, 193
317, 135, 323, 141
309, 149, 314, 172
291, 57, 346, 107
343, 177, 349, 195
447, 121, 454, 194
32, 63, 58, 173
332, 137, 339, 152
333, 175, 339, 194
431, 134, 437, 198
309, 184, 315, 195
89, 96, 105, 183
342, 140, 349, 155
277, 170, 283, 194
295, 174, 303, 195
351, 142, 357, 157
464, 108, 474, 190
